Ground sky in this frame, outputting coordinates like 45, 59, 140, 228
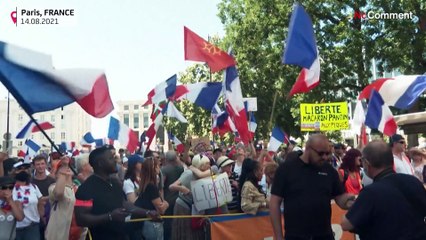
0, 0, 225, 136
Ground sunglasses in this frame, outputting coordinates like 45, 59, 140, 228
310, 146, 330, 157
398, 141, 406, 144
0, 185, 14, 190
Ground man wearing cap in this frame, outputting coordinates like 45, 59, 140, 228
217, 156, 239, 213
0, 176, 24, 240
342, 140, 426, 239
390, 134, 414, 175
74, 146, 159, 240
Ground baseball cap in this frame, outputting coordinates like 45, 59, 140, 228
389, 134, 405, 145
127, 154, 144, 166
13, 159, 31, 169
216, 156, 234, 169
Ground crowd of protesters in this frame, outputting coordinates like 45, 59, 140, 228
0, 133, 425, 240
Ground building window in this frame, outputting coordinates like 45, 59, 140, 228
134, 105, 139, 110
18, 114, 23, 121
61, 132, 66, 140
124, 114, 129, 126
51, 132, 55, 140
31, 135, 34, 139
124, 105, 129, 111
133, 114, 139, 129
143, 113, 149, 128
144, 105, 149, 110
40, 115, 45, 121
51, 115, 55, 122
18, 141, 23, 146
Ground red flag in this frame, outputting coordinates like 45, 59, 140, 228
184, 26, 236, 72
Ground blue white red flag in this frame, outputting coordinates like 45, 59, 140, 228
359, 75, 426, 110
143, 75, 188, 106
146, 108, 164, 149
365, 90, 397, 137
267, 126, 286, 153
108, 117, 139, 152
282, 4, 320, 97
248, 112, 257, 138
180, 82, 222, 111
163, 101, 188, 123
168, 132, 185, 153
60, 141, 76, 152
80, 132, 96, 146
18, 139, 41, 159
0, 42, 114, 118
16, 119, 54, 139
224, 64, 250, 144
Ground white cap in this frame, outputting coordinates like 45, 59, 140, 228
123, 157, 128, 164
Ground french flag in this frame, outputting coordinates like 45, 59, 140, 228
248, 112, 257, 139
80, 132, 95, 146
107, 117, 139, 152
16, 119, 54, 139
267, 126, 287, 153
282, 4, 320, 97
168, 132, 185, 153
143, 75, 187, 106
146, 109, 164, 149
358, 75, 426, 110
94, 138, 113, 148
18, 139, 41, 158
163, 101, 188, 123
0, 42, 114, 118
212, 110, 237, 136
60, 141, 76, 152
180, 82, 222, 111
365, 90, 397, 137
224, 64, 250, 144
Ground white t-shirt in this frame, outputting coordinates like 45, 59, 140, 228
233, 163, 242, 176
12, 183, 42, 228
123, 179, 139, 195
393, 154, 414, 175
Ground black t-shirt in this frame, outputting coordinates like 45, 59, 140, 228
271, 157, 344, 237
161, 165, 184, 205
31, 176, 56, 196
75, 175, 126, 240
135, 183, 160, 211
346, 173, 426, 240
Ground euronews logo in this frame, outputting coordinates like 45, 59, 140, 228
353, 10, 417, 21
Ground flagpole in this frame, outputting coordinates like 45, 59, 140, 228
268, 90, 279, 130
25, 113, 78, 175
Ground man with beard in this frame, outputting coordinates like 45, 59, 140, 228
270, 134, 356, 240
74, 146, 159, 240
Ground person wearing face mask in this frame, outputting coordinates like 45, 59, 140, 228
12, 160, 47, 240
0, 176, 24, 240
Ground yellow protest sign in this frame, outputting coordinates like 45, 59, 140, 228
300, 102, 349, 131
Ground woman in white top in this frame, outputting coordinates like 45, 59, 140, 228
0, 176, 24, 240
123, 155, 144, 203
409, 147, 426, 182
12, 161, 47, 240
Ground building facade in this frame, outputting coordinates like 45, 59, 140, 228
116, 100, 168, 152
0, 98, 91, 156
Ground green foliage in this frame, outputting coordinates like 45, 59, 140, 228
170, 0, 426, 142
215, 0, 426, 140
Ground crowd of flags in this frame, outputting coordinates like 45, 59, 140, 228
1, 3, 425, 157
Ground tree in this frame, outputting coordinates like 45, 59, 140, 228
216, 0, 426, 140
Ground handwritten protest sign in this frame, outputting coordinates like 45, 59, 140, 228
191, 173, 233, 211
300, 102, 349, 131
